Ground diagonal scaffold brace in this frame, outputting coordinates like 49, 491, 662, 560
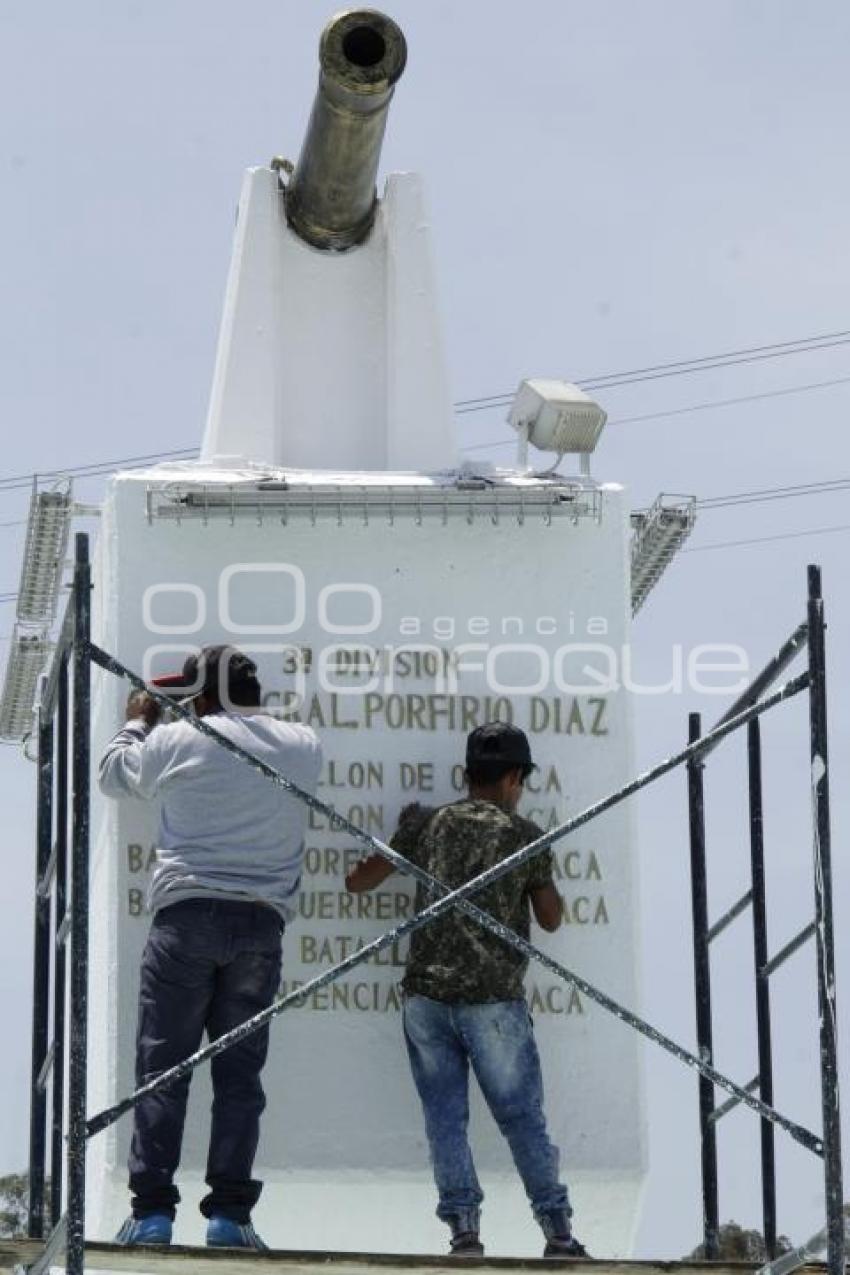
84, 644, 820, 1158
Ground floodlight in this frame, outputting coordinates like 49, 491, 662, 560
0, 626, 52, 741
508, 379, 607, 467
17, 479, 73, 625
630, 494, 696, 615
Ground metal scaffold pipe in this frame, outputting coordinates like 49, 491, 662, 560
285, 9, 407, 250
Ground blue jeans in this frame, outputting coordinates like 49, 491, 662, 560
402, 994, 570, 1235
129, 899, 283, 1222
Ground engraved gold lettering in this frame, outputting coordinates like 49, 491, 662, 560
399, 761, 434, 792
330, 694, 359, 729
564, 851, 581, 880
566, 700, 585, 734
524, 766, 563, 796
528, 983, 585, 1014
562, 894, 608, 925
589, 697, 609, 736
127, 843, 157, 873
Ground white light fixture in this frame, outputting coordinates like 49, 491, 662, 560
146, 478, 603, 526
508, 379, 607, 471
0, 626, 52, 741
16, 478, 73, 625
630, 494, 696, 615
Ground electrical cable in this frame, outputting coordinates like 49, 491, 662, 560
2, 474, 848, 575
607, 374, 850, 427
6, 470, 848, 521
462, 374, 850, 452
683, 524, 850, 554
454, 326, 850, 403
700, 488, 850, 512
0, 447, 199, 492
697, 477, 850, 510
626, 476, 850, 518
2, 327, 850, 489
0, 366, 842, 489
453, 329, 850, 413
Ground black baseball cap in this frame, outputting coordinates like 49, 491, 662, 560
151, 644, 259, 699
466, 722, 536, 771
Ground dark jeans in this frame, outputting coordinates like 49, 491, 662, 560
129, 898, 283, 1223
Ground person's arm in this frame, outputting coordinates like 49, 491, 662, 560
98, 691, 163, 800
345, 801, 434, 893
529, 881, 563, 931
346, 855, 395, 893
517, 817, 562, 931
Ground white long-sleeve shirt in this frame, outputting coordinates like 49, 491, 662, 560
98, 711, 322, 922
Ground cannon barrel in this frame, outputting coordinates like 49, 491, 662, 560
285, 9, 407, 251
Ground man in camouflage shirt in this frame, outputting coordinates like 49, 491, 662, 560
346, 723, 585, 1260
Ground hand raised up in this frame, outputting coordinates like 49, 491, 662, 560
126, 689, 162, 730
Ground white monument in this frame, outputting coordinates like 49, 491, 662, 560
85, 10, 647, 1257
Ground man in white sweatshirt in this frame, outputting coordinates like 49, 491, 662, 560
99, 644, 321, 1251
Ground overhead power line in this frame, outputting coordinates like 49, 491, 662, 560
0, 447, 199, 494
697, 476, 850, 510
609, 374, 850, 427
627, 476, 850, 518
0, 368, 846, 492
2, 471, 850, 594
1, 326, 849, 490
684, 523, 850, 554
0, 463, 848, 529
462, 373, 850, 452
453, 328, 850, 414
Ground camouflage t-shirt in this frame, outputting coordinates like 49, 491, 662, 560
391, 799, 555, 1004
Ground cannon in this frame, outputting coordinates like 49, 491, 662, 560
285, 8, 407, 251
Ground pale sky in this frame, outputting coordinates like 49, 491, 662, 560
2, 0, 850, 1258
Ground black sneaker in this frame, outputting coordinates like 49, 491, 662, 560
450, 1231, 485, 1257
543, 1234, 589, 1259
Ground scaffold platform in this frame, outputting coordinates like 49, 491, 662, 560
0, 1244, 829, 1275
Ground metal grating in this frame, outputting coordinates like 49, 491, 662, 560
145, 479, 604, 526
0, 626, 52, 741
630, 494, 696, 615
17, 480, 73, 625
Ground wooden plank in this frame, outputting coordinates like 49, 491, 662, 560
0, 1240, 830, 1275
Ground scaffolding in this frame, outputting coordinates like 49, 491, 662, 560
21, 533, 842, 1275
